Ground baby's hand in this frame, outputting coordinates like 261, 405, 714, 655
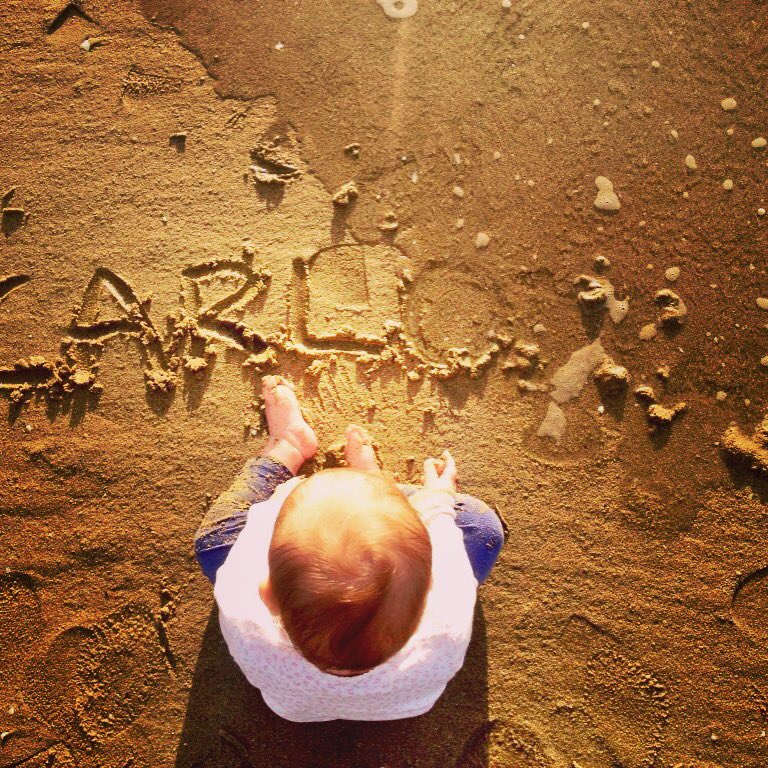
423, 450, 457, 493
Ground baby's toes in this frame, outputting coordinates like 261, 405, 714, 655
346, 424, 370, 447
261, 375, 280, 402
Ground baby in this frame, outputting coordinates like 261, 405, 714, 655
194, 376, 505, 722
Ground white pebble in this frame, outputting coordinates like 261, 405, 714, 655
720, 97, 737, 111
376, 0, 418, 18
593, 175, 620, 212
275, 42, 285, 50
665, 266, 680, 282
723, 179, 734, 190
452, 185, 464, 198
685, 154, 697, 171
501, 0, 512, 7
670, 129, 679, 140
581, 21, 590, 30
475, 232, 490, 248
757, 298, 768, 310
759, 208, 766, 217
752, 137, 767, 149
80, 38, 92, 51
651, 60, 660, 69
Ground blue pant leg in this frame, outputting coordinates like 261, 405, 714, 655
454, 493, 505, 583
194, 457, 294, 583
399, 485, 505, 584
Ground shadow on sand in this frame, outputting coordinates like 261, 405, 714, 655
174, 604, 490, 768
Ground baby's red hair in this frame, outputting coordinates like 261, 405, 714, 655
268, 469, 432, 674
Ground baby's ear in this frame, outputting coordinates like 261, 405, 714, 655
259, 579, 278, 615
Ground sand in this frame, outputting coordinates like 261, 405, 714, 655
1, 0, 768, 766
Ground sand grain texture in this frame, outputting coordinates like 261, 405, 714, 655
1, 0, 768, 766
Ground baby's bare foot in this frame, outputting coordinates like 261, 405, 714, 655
261, 375, 318, 473
345, 424, 380, 472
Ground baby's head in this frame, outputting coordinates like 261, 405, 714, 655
265, 469, 432, 675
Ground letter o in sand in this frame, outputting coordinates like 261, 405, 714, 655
376, 0, 418, 19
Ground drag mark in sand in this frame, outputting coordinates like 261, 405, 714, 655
0, 274, 32, 304
731, 566, 768, 642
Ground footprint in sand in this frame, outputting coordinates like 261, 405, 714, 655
24, 604, 170, 747
0, 572, 44, 687
456, 719, 555, 768
732, 566, 768, 643
583, 647, 669, 768
486, 720, 554, 768
549, 617, 669, 768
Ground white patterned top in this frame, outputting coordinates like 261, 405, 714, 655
214, 477, 478, 722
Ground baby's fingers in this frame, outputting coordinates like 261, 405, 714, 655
423, 457, 439, 485
441, 450, 457, 476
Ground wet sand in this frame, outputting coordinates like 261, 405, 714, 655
1, 0, 768, 766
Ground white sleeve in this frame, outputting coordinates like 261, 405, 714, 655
410, 489, 478, 646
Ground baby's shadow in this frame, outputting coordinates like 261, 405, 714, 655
174, 604, 490, 768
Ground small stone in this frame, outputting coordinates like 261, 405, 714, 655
759, 208, 766, 217
581, 21, 590, 29
716, 390, 728, 402
657, 365, 670, 381
723, 179, 734, 190
332, 181, 359, 206
80, 38, 92, 51
378, 211, 399, 232
665, 266, 680, 282
455, 218, 465, 229
651, 60, 660, 69
475, 232, 490, 248
670, 129, 679, 140
71, 368, 93, 387
760, 356, 768, 367
594, 255, 610, 270
647, 401, 687, 427
594, 357, 629, 393
501, 0, 512, 8
344, 142, 361, 158
685, 154, 697, 171
453, 185, 465, 198
721, 97, 737, 111
593, 176, 620, 212
635, 385, 657, 403
752, 137, 767, 149
655, 288, 687, 326
639, 323, 658, 341
757, 298, 768, 310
